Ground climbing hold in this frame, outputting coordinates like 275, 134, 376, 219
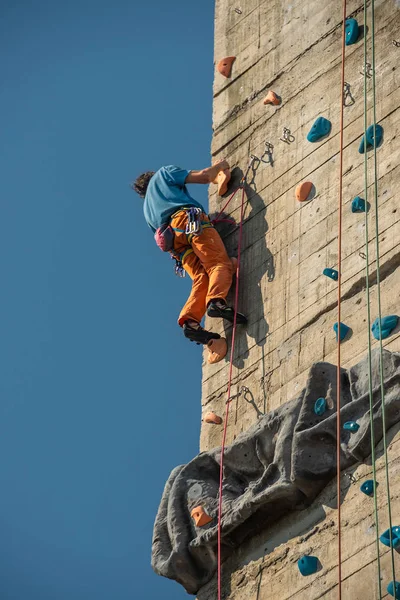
345, 18, 359, 46
207, 337, 228, 364
263, 91, 281, 106
314, 397, 327, 416
351, 196, 367, 213
191, 506, 213, 527
307, 116, 332, 143
217, 57, 236, 78
323, 268, 339, 281
298, 556, 318, 576
387, 581, 400, 599
204, 412, 223, 425
214, 169, 231, 196
358, 124, 384, 153
380, 527, 400, 549
360, 480, 375, 496
230, 256, 238, 271
371, 315, 399, 340
295, 181, 313, 202
333, 322, 350, 342
343, 421, 360, 433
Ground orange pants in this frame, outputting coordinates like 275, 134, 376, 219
171, 210, 233, 326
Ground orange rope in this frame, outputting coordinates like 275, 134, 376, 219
217, 186, 246, 600
336, 1, 347, 598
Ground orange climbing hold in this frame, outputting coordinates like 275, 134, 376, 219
214, 169, 231, 196
295, 181, 313, 202
217, 57, 236, 78
191, 506, 213, 527
207, 338, 228, 364
204, 412, 223, 425
263, 91, 281, 106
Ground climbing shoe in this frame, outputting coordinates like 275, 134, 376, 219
183, 322, 221, 345
207, 300, 247, 325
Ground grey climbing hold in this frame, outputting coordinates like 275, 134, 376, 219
307, 116, 332, 143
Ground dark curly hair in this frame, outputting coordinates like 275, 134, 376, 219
131, 171, 155, 198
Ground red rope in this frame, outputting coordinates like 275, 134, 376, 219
212, 187, 241, 224
217, 186, 246, 600
336, 1, 347, 598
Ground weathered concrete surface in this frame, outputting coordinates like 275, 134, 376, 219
198, 0, 400, 598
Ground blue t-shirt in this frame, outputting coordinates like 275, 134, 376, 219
143, 165, 205, 232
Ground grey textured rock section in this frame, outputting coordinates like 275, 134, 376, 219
152, 349, 400, 594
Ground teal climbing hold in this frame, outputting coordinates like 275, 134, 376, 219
298, 556, 318, 576
343, 421, 359, 433
314, 397, 327, 416
323, 268, 338, 281
360, 480, 375, 496
380, 527, 400, 549
307, 117, 331, 143
333, 322, 350, 342
345, 18, 359, 46
387, 581, 400, 599
351, 196, 368, 213
371, 315, 399, 340
359, 124, 384, 153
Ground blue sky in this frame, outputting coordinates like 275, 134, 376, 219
0, 1, 214, 598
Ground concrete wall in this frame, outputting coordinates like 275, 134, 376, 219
198, 0, 400, 598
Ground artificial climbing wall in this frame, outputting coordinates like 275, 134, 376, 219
199, 0, 400, 598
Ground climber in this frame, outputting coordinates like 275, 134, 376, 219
132, 162, 247, 344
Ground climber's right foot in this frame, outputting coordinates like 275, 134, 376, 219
183, 321, 221, 345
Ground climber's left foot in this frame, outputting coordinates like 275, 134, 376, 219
207, 299, 247, 325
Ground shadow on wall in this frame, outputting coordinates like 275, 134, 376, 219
211, 165, 275, 369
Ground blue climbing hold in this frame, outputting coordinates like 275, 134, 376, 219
351, 196, 368, 213
380, 527, 400, 549
345, 18, 359, 46
323, 268, 338, 281
298, 555, 318, 576
371, 315, 399, 340
387, 581, 400, 599
359, 124, 384, 153
333, 322, 350, 342
307, 117, 332, 143
360, 480, 375, 496
314, 397, 327, 416
343, 421, 360, 433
